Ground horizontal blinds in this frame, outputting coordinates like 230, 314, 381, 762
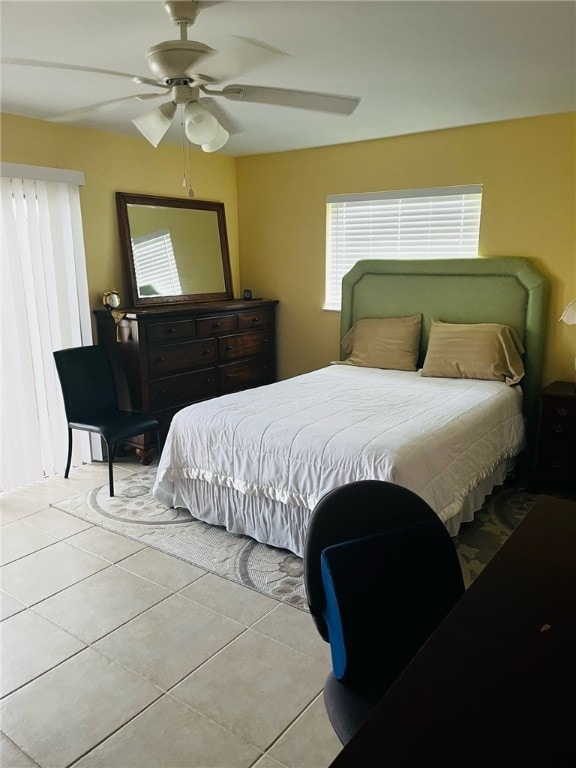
132, 229, 182, 297
325, 185, 482, 310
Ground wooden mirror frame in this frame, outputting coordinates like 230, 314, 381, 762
116, 192, 234, 307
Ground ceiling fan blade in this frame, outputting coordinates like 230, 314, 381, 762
191, 37, 288, 83
1, 58, 168, 89
133, 101, 177, 148
215, 84, 360, 115
48, 94, 164, 123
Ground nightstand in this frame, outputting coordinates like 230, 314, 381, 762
532, 381, 576, 491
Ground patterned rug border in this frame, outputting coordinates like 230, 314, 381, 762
52, 469, 309, 609
52, 468, 539, 610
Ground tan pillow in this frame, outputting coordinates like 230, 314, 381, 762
336, 315, 422, 371
421, 321, 525, 385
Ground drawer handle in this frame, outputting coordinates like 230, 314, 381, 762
226, 373, 233, 379
159, 388, 167, 395
205, 377, 212, 384
251, 317, 260, 323
213, 322, 221, 329
553, 423, 566, 433
262, 364, 269, 370
556, 407, 570, 416
202, 349, 211, 356
225, 345, 232, 352
262, 338, 269, 344
156, 357, 164, 364
167, 327, 176, 335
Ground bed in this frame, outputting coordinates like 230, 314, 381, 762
153, 257, 548, 556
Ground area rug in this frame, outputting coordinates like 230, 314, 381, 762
52, 468, 539, 610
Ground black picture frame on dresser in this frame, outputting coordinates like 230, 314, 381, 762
94, 299, 278, 462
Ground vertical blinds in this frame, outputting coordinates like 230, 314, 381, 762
325, 185, 482, 310
1, 174, 92, 489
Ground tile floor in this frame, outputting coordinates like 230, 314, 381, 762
0, 459, 341, 768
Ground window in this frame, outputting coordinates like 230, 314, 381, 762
325, 185, 483, 310
132, 229, 182, 297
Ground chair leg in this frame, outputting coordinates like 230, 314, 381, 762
107, 441, 116, 497
65, 428, 73, 478
156, 429, 163, 455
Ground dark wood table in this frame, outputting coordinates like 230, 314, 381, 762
329, 495, 576, 768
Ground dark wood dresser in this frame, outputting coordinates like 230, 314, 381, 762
94, 299, 278, 459
532, 380, 576, 491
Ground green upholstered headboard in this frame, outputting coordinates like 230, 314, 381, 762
340, 257, 549, 448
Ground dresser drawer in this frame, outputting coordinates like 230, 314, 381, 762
237, 309, 274, 330
532, 381, 576, 491
196, 314, 237, 336
218, 330, 273, 361
149, 368, 217, 410
147, 319, 195, 344
533, 449, 576, 486
219, 356, 274, 393
536, 446, 576, 469
148, 340, 217, 378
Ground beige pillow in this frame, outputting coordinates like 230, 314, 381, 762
336, 315, 422, 371
421, 321, 525, 385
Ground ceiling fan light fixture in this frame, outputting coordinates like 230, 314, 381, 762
202, 124, 230, 153
184, 101, 220, 144
133, 101, 177, 147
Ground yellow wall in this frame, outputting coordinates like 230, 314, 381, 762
2, 111, 575, 386
0, 113, 239, 322
236, 113, 576, 386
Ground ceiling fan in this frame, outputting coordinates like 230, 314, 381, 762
3, 0, 361, 153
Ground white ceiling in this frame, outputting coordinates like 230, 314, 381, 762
1, 0, 575, 156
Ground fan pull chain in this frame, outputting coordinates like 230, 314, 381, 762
179, 106, 194, 197
186, 136, 194, 198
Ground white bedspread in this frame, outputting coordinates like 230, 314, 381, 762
153, 366, 525, 525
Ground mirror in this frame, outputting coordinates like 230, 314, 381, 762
116, 192, 233, 307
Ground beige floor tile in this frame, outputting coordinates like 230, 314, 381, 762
47, 461, 145, 500
268, 695, 342, 768
73, 694, 260, 768
172, 629, 327, 750
95, 594, 244, 690
24, 506, 93, 539
0, 479, 81, 523
0, 590, 26, 621
119, 546, 206, 591
0, 647, 162, 768
0, 541, 109, 605
0, 499, 36, 525
254, 603, 332, 664
0, 609, 85, 697
0, 733, 38, 768
179, 572, 278, 626
0, 520, 57, 566
50, 461, 123, 493
34, 565, 170, 643
65, 525, 146, 562
254, 756, 289, 768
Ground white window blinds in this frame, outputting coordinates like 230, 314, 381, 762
325, 185, 482, 310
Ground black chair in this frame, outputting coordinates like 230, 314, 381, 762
304, 480, 465, 745
53, 345, 161, 496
